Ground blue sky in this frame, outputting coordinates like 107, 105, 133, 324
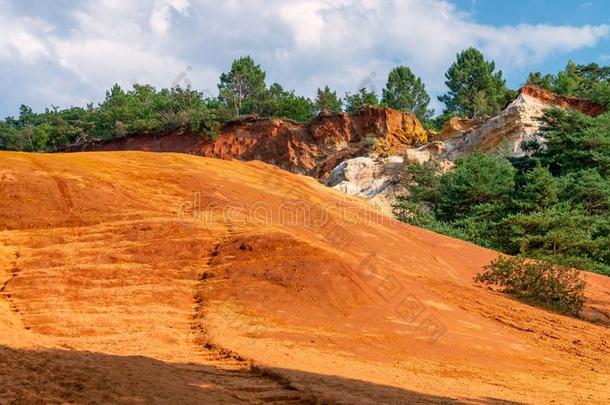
453, 0, 610, 88
1, 0, 609, 117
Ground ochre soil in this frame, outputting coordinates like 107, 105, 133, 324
0, 151, 609, 404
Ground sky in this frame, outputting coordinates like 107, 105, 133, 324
1, 0, 610, 117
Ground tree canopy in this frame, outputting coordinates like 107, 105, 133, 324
438, 47, 511, 119
399, 108, 610, 276
382, 66, 433, 121
314, 86, 343, 115
217, 56, 266, 117
344, 88, 380, 113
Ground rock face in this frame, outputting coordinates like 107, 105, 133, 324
520, 85, 606, 116
409, 85, 605, 164
194, 107, 427, 178
436, 116, 476, 141
64, 107, 427, 179
333, 85, 606, 215
58, 86, 604, 217
324, 155, 407, 215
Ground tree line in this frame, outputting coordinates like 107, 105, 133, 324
2, 47, 524, 151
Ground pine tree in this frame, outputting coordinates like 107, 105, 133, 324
217, 56, 266, 117
382, 66, 433, 120
344, 88, 379, 113
516, 164, 558, 212
554, 61, 581, 96
313, 86, 342, 114
438, 48, 510, 119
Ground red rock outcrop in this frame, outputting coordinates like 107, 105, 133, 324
61, 107, 427, 178
520, 85, 605, 116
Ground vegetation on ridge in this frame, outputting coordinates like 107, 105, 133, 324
4, 47, 610, 153
1, 55, 435, 151
399, 107, 610, 276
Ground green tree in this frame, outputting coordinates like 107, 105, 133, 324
313, 86, 342, 114
561, 169, 610, 215
259, 83, 314, 122
535, 108, 610, 176
503, 204, 596, 261
218, 56, 266, 117
554, 61, 581, 96
515, 164, 558, 212
344, 88, 380, 113
0, 121, 20, 150
438, 47, 510, 119
382, 66, 433, 120
526, 72, 554, 91
403, 160, 442, 207
436, 151, 515, 221
275, 92, 314, 123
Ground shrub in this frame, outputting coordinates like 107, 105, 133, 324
474, 256, 586, 315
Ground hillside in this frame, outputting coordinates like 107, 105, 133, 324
1, 151, 609, 403
55, 86, 605, 216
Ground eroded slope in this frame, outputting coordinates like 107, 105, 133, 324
0, 152, 609, 404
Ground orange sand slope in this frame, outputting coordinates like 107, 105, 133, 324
0, 151, 609, 404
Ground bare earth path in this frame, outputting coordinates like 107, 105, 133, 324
0, 152, 609, 404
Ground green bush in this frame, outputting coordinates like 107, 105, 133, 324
475, 256, 586, 315
436, 151, 515, 221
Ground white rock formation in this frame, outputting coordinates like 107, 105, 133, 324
444, 91, 548, 160
325, 155, 407, 215
327, 86, 603, 216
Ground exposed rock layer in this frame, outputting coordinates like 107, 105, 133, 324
62, 107, 427, 178
324, 155, 408, 215
409, 85, 605, 164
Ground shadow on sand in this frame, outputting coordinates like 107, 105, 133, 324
0, 345, 525, 404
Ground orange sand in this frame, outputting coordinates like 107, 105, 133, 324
0, 151, 608, 404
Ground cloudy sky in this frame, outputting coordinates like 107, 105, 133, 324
1, 0, 609, 116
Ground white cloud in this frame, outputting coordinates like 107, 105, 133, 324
0, 2, 52, 64
0, 0, 608, 115
150, 0, 190, 34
